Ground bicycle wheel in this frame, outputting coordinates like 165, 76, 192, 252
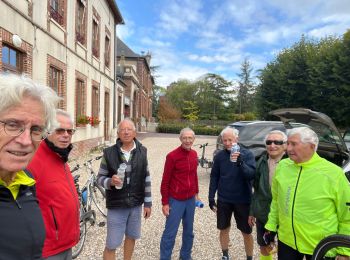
91, 183, 107, 217
72, 205, 87, 259
312, 234, 350, 260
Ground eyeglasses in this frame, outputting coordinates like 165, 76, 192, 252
55, 128, 76, 135
266, 140, 285, 145
0, 120, 47, 141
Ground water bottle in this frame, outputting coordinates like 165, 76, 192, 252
115, 163, 127, 189
195, 200, 204, 208
230, 143, 240, 162
82, 189, 87, 205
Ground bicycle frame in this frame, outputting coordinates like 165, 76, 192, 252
198, 143, 213, 169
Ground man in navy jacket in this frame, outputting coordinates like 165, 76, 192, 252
209, 127, 256, 260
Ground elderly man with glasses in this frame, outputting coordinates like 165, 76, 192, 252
27, 109, 79, 260
248, 130, 287, 260
0, 73, 59, 259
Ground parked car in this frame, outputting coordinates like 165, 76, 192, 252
215, 108, 349, 170
343, 129, 350, 151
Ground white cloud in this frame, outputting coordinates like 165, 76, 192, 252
157, 0, 203, 35
116, 18, 135, 40
140, 37, 172, 48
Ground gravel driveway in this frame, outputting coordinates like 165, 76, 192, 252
72, 133, 266, 260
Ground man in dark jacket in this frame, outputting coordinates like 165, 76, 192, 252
209, 127, 256, 260
248, 130, 287, 260
28, 109, 79, 259
97, 118, 152, 260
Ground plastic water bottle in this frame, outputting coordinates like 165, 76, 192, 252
230, 143, 240, 162
115, 163, 127, 189
195, 200, 204, 208
82, 189, 87, 205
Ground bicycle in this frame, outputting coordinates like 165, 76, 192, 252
71, 155, 106, 258
197, 143, 213, 169
312, 234, 350, 260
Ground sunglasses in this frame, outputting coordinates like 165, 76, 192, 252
55, 128, 76, 135
265, 140, 285, 145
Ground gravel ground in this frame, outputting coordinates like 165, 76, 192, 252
70, 133, 272, 260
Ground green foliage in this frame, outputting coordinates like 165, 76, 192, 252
165, 74, 233, 121
257, 31, 350, 127
156, 122, 222, 136
237, 58, 257, 114
183, 101, 199, 122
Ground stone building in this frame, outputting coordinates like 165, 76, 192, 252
0, 0, 124, 157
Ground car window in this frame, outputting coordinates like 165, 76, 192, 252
239, 124, 285, 142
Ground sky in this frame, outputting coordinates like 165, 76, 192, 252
116, 0, 350, 88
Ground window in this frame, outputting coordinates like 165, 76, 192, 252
2, 45, 23, 73
76, 0, 87, 45
91, 85, 99, 118
75, 79, 86, 123
92, 10, 100, 58
104, 35, 110, 68
49, 0, 64, 26
49, 66, 64, 108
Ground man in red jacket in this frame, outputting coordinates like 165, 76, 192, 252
160, 127, 202, 260
27, 109, 79, 259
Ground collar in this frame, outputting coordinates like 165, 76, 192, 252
44, 138, 72, 162
121, 141, 136, 153
0, 170, 35, 199
293, 152, 320, 167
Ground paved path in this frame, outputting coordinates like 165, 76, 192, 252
74, 133, 266, 260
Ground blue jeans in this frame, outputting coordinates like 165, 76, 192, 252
160, 197, 195, 260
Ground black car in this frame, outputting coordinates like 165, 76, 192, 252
215, 108, 349, 168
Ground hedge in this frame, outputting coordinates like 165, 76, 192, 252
157, 123, 222, 136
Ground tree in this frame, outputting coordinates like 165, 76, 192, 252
256, 32, 350, 126
182, 101, 199, 122
157, 97, 182, 122
237, 58, 256, 114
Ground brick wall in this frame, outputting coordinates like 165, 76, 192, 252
0, 27, 33, 75
70, 137, 103, 159
47, 54, 67, 109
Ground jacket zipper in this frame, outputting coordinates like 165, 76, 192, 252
50, 206, 59, 240
187, 154, 190, 199
64, 164, 80, 241
291, 166, 302, 251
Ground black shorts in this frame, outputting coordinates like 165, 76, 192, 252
217, 200, 252, 234
256, 219, 268, 246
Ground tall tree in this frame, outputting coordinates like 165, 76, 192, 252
237, 58, 256, 114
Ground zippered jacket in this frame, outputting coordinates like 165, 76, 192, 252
27, 141, 80, 258
0, 170, 45, 260
161, 146, 199, 205
250, 152, 287, 224
265, 153, 350, 256
209, 147, 255, 204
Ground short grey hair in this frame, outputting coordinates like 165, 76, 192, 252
0, 73, 60, 130
264, 130, 287, 143
287, 127, 319, 151
117, 118, 136, 133
179, 127, 195, 138
220, 127, 239, 137
55, 109, 74, 127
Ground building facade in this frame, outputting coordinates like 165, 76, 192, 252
0, 0, 123, 157
116, 37, 153, 131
